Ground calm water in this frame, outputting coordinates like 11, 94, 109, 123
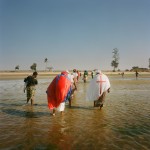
0, 75, 150, 150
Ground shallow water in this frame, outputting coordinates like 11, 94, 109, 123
0, 75, 150, 150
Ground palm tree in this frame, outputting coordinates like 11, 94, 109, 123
44, 58, 48, 71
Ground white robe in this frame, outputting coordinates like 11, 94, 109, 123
57, 102, 65, 111
86, 73, 110, 101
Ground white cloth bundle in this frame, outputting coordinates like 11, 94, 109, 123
86, 73, 110, 101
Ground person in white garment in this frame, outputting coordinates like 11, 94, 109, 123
86, 70, 110, 109
72, 69, 78, 83
67, 70, 77, 107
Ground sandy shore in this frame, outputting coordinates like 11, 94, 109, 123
0, 71, 60, 80
0, 71, 150, 80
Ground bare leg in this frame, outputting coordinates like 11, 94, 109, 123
52, 109, 56, 116
27, 98, 30, 104
99, 104, 103, 110
61, 111, 64, 116
69, 99, 71, 107
69, 90, 74, 107
31, 99, 34, 105
99, 92, 106, 109
69, 94, 74, 107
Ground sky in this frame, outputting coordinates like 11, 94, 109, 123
0, 0, 150, 71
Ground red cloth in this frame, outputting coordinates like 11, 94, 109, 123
47, 72, 71, 109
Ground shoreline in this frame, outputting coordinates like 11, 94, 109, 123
0, 71, 150, 80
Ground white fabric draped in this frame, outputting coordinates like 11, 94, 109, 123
86, 73, 110, 101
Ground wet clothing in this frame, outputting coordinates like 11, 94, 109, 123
86, 73, 110, 106
94, 92, 106, 107
83, 71, 88, 82
26, 86, 36, 99
84, 71, 88, 78
24, 76, 38, 87
24, 75, 38, 99
47, 72, 72, 110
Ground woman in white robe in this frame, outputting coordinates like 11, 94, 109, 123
86, 70, 110, 109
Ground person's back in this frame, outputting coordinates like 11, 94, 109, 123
86, 70, 110, 109
67, 73, 77, 107
135, 71, 139, 78
47, 71, 72, 115
83, 70, 88, 82
24, 75, 38, 87
84, 70, 88, 77
24, 72, 38, 105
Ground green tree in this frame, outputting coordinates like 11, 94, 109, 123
30, 63, 37, 71
111, 48, 119, 71
44, 58, 48, 71
15, 65, 19, 71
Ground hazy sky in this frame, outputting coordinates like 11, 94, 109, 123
0, 0, 150, 71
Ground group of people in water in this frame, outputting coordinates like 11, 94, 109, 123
46, 69, 111, 115
24, 69, 140, 116
24, 69, 111, 116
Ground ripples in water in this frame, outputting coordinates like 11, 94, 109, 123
0, 76, 150, 149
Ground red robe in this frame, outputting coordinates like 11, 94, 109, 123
47, 72, 71, 109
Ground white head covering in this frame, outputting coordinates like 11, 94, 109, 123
66, 70, 69, 73
95, 69, 102, 74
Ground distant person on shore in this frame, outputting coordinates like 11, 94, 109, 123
121, 72, 124, 78
91, 71, 94, 79
24, 72, 38, 105
135, 71, 139, 79
46, 71, 72, 116
86, 70, 110, 109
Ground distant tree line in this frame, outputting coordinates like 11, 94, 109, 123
130, 66, 149, 72
14, 55, 149, 72
15, 58, 54, 71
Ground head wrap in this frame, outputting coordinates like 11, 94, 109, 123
73, 69, 76, 72
95, 69, 102, 74
61, 71, 68, 76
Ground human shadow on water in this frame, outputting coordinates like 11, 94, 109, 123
2, 108, 50, 118
0, 102, 47, 107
